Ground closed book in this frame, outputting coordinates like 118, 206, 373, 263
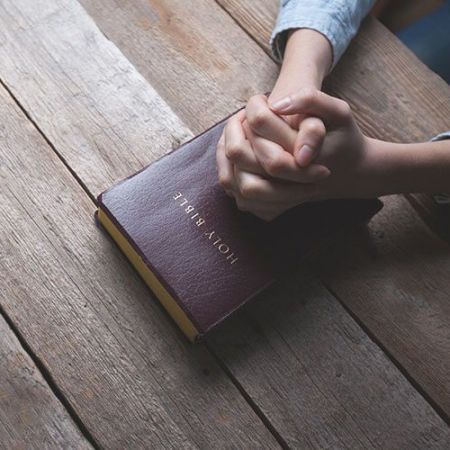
96, 110, 382, 342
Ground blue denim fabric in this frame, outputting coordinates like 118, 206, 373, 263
432, 132, 450, 142
270, 0, 375, 69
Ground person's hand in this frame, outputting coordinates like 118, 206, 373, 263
245, 94, 328, 167
269, 88, 375, 199
216, 106, 330, 221
272, 89, 450, 199
216, 94, 329, 186
218, 88, 390, 220
262, 27, 333, 164
215, 27, 338, 221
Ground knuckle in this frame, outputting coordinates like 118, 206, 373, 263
247, 94, 266, 109
338, 100, 352, 119
239, 180, 258, 199
304, 120, 326, 138
247, 106, 270, 130
225, 143, 243, 161
264, 154, 284, 176
218, 174, 233, 190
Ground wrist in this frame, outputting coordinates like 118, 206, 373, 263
363, 138, 414, 196
365, 138, 450, 195
270, 29, 332, 102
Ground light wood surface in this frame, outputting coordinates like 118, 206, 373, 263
0, 315, 92, 449
209, 268, 450, 448
78, 0, 277, 134
1, 0, 450, 447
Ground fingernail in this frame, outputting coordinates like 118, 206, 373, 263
296, 145, 313, 167
317, 167, 331, 180
270, 96, 291, 112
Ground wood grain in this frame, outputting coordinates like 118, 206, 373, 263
308, 194, 450, 416
1, 0, 450, 447
0, 315, 92, 449
78, 0, 277, 135
0, 0, 193, 195
216, 0, 278, 54
0, 9, 278, 448
325, 18, 450, 142
209, 269, 450, 449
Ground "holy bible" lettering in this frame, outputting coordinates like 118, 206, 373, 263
172, 191, 239, 265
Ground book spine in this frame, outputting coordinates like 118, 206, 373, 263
96, 207, 201, 343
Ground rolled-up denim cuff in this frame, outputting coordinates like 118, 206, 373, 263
270, 14, 345, 69
269, 0, 375, 70
431, 131, 450, 142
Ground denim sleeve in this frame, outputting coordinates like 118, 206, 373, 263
431, 131, 450, 142
270, 0, 376, 69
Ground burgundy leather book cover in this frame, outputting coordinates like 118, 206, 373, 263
97, 114, 383, 337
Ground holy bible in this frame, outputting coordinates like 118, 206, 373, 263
96, 112, 382, 342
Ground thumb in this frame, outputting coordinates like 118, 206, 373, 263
269, 88, 351, 126
294, 117, 326, 167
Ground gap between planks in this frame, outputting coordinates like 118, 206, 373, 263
324, 282, 450, 427
0, 294, 101, 449
0, 78, 95, 204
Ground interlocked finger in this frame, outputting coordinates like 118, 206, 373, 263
223, 112, 265, 175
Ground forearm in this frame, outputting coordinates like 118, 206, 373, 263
270, 29, 332, 100
367, 138, 450, 195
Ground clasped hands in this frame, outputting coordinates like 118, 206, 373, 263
216, 88, 375, 221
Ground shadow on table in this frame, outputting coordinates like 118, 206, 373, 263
207, 194, 450, 355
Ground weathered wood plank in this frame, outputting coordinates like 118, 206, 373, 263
215, 0, 450, 418
216, 0, 279, 55
0, 16, 278, 450
77, 0, 277, 135
0, 0, 192, 195
308, 195, 450, 417
1, 0, 449, 447
325, 17, 450, 141
0, 315, 92, 449
209, 269, 450, 449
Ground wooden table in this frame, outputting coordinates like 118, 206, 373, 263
1, 1, 450, 448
